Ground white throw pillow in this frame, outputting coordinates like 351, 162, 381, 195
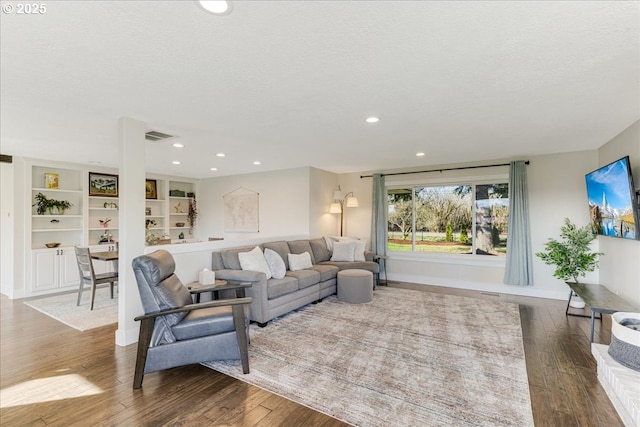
264, 248, 286, 279
238, 246, 272, 279
325, 235, 359, 253
288, 252, 312, 271
354, 240, 367, 262
331, 241, 357, 262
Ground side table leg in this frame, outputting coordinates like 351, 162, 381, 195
590, 310, 596, 343
565, 290, 573, 316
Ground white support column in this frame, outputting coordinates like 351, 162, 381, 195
115, 117, 146, 346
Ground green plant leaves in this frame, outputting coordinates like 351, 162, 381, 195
535, 217, 603, 283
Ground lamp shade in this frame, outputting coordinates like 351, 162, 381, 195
346, 196, 359, 207
329, 203, 342, 214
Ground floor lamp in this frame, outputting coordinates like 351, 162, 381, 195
329, 186, 359, 236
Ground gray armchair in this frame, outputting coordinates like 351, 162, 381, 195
132, 250, 252, 389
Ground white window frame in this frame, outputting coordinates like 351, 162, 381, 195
386, 173, 509, 267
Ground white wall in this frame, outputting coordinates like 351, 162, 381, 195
597, 120, 640, 307
0, 157, 26, 299
198, 167, 315, 242
309, 167, 340, 238
528, 150, 599, 295
336, 172, 373, 241
1, 161, 15, 297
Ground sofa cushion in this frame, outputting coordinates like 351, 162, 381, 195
325, 235, 358, 252
288, 240, 316, 264
221, 246, 256, 270
286, 269, 321, 289
310, 264, 339, 282
171, 305, 235, 340
288, 252, 313, 271
310, 237, 331, 263
320, 260, 379, 274
264, 248, 286, 279
262, 241, 291, 270
331, 241, 357, 261
267, 276, 299, 299
211, 252, 224, 271
239, 246, 272, 279
354, 240, 367, 262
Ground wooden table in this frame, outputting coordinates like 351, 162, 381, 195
91, 251, 118, 262
186, 280, 251, 302
565, 282, 639, 343
91, 251, 119, 272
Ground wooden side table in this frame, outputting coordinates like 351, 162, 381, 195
565, 281, 639, 343
186, 280, 251, 302
373, 254, 388, 286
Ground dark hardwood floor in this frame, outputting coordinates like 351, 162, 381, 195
0, 282, 623, 426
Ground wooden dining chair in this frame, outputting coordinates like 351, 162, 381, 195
74, 247, 118, 310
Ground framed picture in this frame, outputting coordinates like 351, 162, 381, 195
89, 172, 118, 197
145, 207, 152, 216
44, 173, 59, 189
145, 179, 158, 199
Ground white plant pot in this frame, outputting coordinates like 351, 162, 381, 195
569, 296, 586, 309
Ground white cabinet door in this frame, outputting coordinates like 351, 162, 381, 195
33, 251, 58, 291
59, 248, 80, 288
32, 248, 80, 294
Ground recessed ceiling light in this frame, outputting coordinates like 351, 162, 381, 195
172, 161, 181, 165
172, 143, 184, 148
416, 152, 426, 157
210, 167, 218, 171
197, 0, 232, 15
216, 153, 226, 157
253, 161, 261, 165
365, 117, 380, 123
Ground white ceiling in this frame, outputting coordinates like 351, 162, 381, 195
1, 1, 638, 178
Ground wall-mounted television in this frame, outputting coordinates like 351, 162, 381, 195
585, 156, 640, 241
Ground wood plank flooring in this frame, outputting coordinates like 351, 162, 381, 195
0, 282, 623, 426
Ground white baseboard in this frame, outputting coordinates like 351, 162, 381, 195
388, 272, 568, 301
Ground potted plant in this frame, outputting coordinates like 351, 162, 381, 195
536, 217, 603, 308
187, 193, 198, 235
33, 192, 73, 215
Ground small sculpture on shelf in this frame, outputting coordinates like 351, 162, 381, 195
99, 218, 114, 244
145, 219, 159, 246
174, 202, 185, 213
99, 231, 114, 244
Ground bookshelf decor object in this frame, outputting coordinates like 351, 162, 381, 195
89, 172, 118, 197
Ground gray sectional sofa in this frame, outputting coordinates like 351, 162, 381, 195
211, 237, 379, 326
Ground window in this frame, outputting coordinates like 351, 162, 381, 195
387, 182, 509, 256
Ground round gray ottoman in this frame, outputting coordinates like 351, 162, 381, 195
337, 269, 373, 303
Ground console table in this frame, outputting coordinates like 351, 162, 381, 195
565, 282, 639, 343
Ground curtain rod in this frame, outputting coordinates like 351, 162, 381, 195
360, 161, 530, 179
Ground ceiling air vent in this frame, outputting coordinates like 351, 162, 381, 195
145, 130, 175, 142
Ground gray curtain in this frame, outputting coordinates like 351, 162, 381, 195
370, 174, 387, 272
504, 161, 533, 285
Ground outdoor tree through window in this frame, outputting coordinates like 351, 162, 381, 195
387, 182, 508, 255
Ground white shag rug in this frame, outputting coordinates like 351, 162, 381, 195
24, 290, 117, 331
204, 287, 534, 427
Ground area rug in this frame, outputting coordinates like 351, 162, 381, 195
23, 290, 117, 331
204, 287, 534, 427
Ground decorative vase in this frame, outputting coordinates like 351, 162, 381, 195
47, 206, 65, 215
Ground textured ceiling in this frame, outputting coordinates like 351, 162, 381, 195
1, 1, 638, 178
